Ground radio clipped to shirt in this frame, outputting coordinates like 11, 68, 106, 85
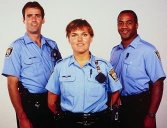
95, 60, 106, 83
46, 41, 62, 61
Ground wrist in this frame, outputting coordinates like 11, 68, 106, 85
147, 112, 156, 118
17, 111, 27, 120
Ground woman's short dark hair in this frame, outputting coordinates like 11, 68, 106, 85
66, 19, 94, 38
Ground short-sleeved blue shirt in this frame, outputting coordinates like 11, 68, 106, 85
2, 33, 60, 93
46, 54, 122, 113
110, 36, 166, 96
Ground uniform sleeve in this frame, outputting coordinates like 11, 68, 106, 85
2, 42, 21, 78
45, 65, 61, 95
107, 63, 122, 92
144, 50, 166, 83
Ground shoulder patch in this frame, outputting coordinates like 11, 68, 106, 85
155, 50, 161, 60
5, 47, 13, 57
109, 69, 118, 82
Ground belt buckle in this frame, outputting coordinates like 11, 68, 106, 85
83, 113, 90, 119
83, 113, 95, 126
76, 113, 95, 126
76, 120, 95, 126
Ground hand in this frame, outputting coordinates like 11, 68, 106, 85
19, 117, 33, 128
144, 115, 156, 128
18, 113, 33, 128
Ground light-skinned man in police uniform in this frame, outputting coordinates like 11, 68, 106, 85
2, 1, 61, 128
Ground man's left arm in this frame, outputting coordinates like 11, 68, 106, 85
108, 91, 120, 107
144, 78, 164, 128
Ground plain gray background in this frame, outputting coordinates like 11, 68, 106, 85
0, 0, 166, 127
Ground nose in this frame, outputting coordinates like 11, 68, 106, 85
77, 35, 83, 41
122, 22, 128, 28
31, 15, 37, 21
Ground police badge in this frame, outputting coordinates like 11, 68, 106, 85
5, 47, 13, 57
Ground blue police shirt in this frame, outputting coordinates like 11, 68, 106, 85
46, 54, 122, 113
110, 36, 166, 96
2, 33, 60, 93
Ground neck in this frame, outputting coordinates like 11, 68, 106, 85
74, 52, 90, 67
122, 34, 138, 48
122, 39, 132, 48
27, 33, 41, 47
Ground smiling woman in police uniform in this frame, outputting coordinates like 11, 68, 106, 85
46, 19, 122, 128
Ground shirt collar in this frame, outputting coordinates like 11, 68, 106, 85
128, 35, 141, 49
68, 53, 96, 68
23, 33, 45, 45
118, 35, 141, 50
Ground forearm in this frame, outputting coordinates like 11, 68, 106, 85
48, 91, 59, 114
109, 90, 120, 106
148, 79, 164, 115
7, 76, 26, 119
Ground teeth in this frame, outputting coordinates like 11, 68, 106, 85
77, 43, 83, 46
31, 22, 38, 26
122, 29, 128, 33
122, 31, 128, 34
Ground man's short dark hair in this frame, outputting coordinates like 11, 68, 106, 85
22, 1, 45, 19
118, 10, 138, 23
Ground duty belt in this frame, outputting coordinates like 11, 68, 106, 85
63, 109, 110, 126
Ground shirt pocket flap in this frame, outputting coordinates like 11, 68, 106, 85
60, 75, 76, 82
24, 57, 41, 65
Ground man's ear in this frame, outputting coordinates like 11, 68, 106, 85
136, 23, 138, 29
42, 18, 45, 24
23, 18, 25, 24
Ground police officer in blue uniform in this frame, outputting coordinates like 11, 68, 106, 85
46, 19, 122, 128
2, 1, 61, 128
110, 10, 166, 128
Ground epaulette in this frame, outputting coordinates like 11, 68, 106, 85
95, 57, 110, 66
112, 45, 119, 49
12, 37, 24, 45
44, 37, 54, 42
140, 39, 156, 50
63, 55, 72, 60
56, 58, 63, 64
56, 55, 71, 64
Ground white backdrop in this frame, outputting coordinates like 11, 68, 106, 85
0, 0, 166, 127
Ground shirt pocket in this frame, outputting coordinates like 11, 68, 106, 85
123, 59, 145, 79
22, 56, 41, 76
60, 75, 76, 96
87, 74, 106, 97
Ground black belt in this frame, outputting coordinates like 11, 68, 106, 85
121, 91, 150, 104
64, 108, 109, 117
62, 109, 110, 126
121, 91, 149, 98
